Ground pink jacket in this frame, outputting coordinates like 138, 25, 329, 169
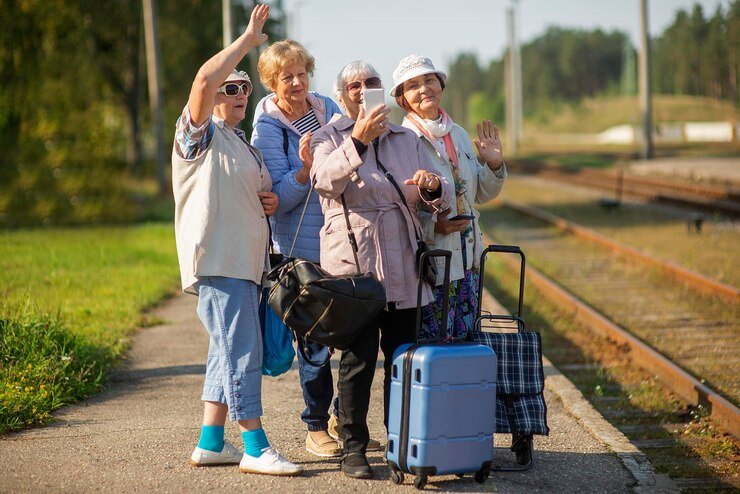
310, 116, 451, 309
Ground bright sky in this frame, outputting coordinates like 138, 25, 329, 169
275, 0, 730, 98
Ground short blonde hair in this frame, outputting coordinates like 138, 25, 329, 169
258, 40, 316, 92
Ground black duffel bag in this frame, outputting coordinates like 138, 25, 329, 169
265, 187, 386, 354
267, 258, 385, 350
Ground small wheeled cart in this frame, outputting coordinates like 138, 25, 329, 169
467, 244, 549, 472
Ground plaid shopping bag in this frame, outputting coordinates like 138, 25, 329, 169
467, 331, 549, 436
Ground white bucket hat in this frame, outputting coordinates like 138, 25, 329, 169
222, 69, 253, 95
390, 54, 447, 97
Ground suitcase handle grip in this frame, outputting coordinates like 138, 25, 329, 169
485, 245, 521, 254
415, 249, 452, 342
477, 244, 526, 325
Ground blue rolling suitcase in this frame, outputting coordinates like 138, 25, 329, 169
386, 250, 497, 489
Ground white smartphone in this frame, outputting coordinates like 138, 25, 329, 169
362, 88, 385, 113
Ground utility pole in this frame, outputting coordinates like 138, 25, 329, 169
506, 3, 522, 155
222, 0, 233, 46
513, 3, 523, 143
638, 0, 654, 159
142, 0, 166, 195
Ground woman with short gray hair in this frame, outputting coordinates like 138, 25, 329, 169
307, 60, 452, 479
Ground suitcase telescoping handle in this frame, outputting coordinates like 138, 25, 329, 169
476, 244, 526, 330
415, 249, 452, 342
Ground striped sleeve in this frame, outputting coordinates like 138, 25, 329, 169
174, 106, 215, 160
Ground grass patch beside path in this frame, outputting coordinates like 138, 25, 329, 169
0, 223, 180, 433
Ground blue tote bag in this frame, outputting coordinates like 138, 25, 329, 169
259, 287, 295, 376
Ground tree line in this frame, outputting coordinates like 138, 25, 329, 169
0, 1, 736, 227
0, 0, 283, 227
444, 1, 739, 132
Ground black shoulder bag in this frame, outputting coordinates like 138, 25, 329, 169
266, 183, 386, 363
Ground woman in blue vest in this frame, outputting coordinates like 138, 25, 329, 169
251, 40, 381, 457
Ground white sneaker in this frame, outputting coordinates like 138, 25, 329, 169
239, 447, 304, 476
190, 441, 242, 466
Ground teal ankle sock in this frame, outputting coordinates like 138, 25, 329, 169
242, 428, 269, 457
197, 425, 225, 452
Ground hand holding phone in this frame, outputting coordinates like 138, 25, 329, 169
448, 213, 474, 221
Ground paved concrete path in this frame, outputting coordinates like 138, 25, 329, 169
1, 293, 643, 493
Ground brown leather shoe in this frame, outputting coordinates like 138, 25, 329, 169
305, 431, 341, 458
328, 414, 383, 452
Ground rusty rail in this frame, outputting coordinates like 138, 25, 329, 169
508, 162, 740, 217
482, 232, 740, 439
501, 199, 740, 302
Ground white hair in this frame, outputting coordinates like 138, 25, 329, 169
333, 60, 382, 100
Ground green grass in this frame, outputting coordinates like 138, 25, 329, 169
526, 94, 739, 135
0, 223, 180, 433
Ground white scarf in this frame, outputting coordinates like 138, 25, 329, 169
405, 110, 455, 161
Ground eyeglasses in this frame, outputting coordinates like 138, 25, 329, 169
345, 77, 382, 95
218, 82, 251, 97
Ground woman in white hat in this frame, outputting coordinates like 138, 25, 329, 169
391, 54, 507, 340
171, 4, 302, 476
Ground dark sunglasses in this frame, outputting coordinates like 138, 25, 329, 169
217, 82, 251, 97
345, 77, 382, 94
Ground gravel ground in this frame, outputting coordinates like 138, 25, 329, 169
1, 294, 636, 493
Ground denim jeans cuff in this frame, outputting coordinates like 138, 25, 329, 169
306, 423, 328, 432
230, 404, 263, 422
201, 388, 226, 404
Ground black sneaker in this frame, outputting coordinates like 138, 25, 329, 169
340, 453, 373, 479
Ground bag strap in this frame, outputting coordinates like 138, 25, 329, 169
288, 183, 314, 257
266, 217, 277, 255
339, 193, 362, 275
372, 139, 422, 244
286, 180, 362, 276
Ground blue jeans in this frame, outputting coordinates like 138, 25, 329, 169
297, 340, 339, 431
197, 276, 263, 421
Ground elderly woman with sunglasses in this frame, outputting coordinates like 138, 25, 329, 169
250, 40, 384, 459
391, 54, 506, 341
307, 61, 451, 479
171, 5, 303, 476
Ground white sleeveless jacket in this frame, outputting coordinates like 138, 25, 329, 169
172, 116, 272, 294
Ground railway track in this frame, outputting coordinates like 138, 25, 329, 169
508, 161, 740, 217
477, 211, 739, 488
480, 204, 739, 432
501, 198, 739, 302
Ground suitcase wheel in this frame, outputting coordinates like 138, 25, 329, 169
389, 468, 404, 485
414, 475, 427, 490
474, 468, 489, 484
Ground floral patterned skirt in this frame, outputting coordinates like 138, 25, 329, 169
420, 262, 480, 340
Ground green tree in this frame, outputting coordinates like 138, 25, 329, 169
445, 53, 484, 129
